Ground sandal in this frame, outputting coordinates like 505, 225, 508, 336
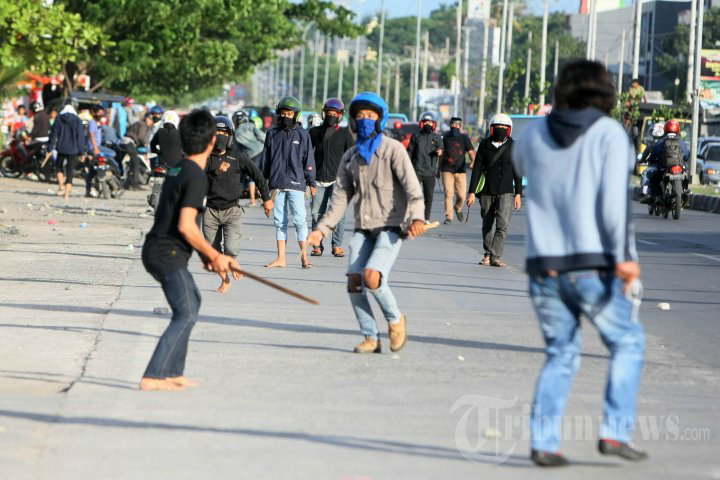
479, 256, 490, 266
310, 247, 323, 257
490, 259, 507, 267
332, 247, 344, 257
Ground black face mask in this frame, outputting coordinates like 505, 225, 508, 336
450, 127, 460, 135
492, 127, 508, 142
278, 116, 294, 129
214, 134, 230, 153
323, 115, 339, 127
422, 124, 433, 134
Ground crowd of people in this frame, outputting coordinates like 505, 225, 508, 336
134, 59, 648, 468
1, 60, 648, 468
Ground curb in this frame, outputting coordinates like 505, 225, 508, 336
633, 187, 720, 214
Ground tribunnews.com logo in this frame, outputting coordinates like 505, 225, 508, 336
451, 394, 712, 466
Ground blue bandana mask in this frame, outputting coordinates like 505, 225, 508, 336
355, 118, 382, 165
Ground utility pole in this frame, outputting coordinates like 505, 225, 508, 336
478, 19, 489, 128
690, 0, 704, 184
322, 36, 331, 105
337, 39, 345, 99
539, 1, 548, 107
275, 57, 281, 99
454, 0, 462, 117
281, 53, 288, 96
394, 62, 400, 112
632, 0, 641, 79
553, 39, 559, 83
312, 31, 320, 108
376, 0, 386, 94
524, 31, 533, 100
354, 0, 364, 97
507, 2, 514, 62
386, 64, 391, 101
497, 0, 508, 113
412, 0, 423, 121
463, 22, 470, 95
289, 49, 295, 97
298, 23, 314, 105
618, 29, 626, 94
422, 30, 429, 90
686, 0, 697, 103
591, 0, 598, 60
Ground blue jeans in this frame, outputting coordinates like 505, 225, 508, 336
273, 190, 308, 242
347, 230, 403, 338
144, 268, 201, 379
529, 270, 645, 452
311, 184, 345, 249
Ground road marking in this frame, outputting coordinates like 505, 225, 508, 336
693, 253, 720, 263
637, 239, 658, 246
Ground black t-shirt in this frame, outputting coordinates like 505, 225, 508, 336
142, 159, 207, 274
441, 132, 474, 173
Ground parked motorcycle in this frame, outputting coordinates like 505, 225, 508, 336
88, 152, 124, 199
0, 129, 53, 181
146, 160, 168, 213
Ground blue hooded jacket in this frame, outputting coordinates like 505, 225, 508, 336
49, 110, 85, 156
258, 123, 316, 191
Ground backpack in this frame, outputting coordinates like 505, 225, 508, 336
662, 136, 682, 167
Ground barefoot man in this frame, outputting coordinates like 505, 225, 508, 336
307, 92, 426, 353
259, 96, 316, 269
203, 115, 273, 293
140, 109, 240, 391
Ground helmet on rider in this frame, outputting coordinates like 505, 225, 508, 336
161, 110, 180, 129
150, 105, 164, 123
418, 111, 437, 133
232, 110, 249, 128
275, 96, 302, 123
307, 113, 323, 128
29, 101, 43, 113
214, 115, 235, 153
348, 92, 388, 133
322, 97, 344, 117
664, 119, 680, 136
651, 122, 665, 138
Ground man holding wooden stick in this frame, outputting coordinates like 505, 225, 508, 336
307, 93, 425, 354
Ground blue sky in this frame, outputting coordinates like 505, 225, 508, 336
354, 0, 581, 18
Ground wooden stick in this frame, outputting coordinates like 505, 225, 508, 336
41, 152, 53, 169
465, 204, 471, 224
229, 265, 320, 305
424, 221, 440, 232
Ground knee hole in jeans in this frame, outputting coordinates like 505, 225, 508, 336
362, 269, 382, 290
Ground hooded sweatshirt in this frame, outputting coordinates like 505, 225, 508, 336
512, 107, 638, 274
48, 107, 85, 156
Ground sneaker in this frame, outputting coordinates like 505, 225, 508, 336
443, 218, 452, 225
388, 314, 407, 352
531, 450, 569, 467
424, 220, 430, 225
354, 336, 381, 354
456, 210, 464, 222
598, 439, 648, 461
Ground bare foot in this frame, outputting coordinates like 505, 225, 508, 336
56, 189, 64, 197
139, 377, 186, 391
232, 270, 243, 281
216, 278, 231, 294
266, 258, 286, 268
301, 256, 313, 269
166, 376, 198, 387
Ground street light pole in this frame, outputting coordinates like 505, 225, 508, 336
323, 36, 331, 104
376, 0, 386, 94
539, 0, 548, 107
618, 29, 626, 94
689, 0, 704, 185
454, 0, 462, 117
311, 31, 321, 108
422, 30, 429, 91
524, 31, 532, 100
686, 0, 697, 104
497, 0, 508, 114
632, 0, 641, 79
298, 22, 314, 105
477, 19, 489, 128
411, 0, 423, 121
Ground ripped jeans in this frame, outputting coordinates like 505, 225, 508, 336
346, 229, 403, 338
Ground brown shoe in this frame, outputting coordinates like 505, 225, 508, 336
388, 315, 407, 352
354, 336, 381, 354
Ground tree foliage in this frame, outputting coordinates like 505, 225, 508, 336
57, 0, 360, 100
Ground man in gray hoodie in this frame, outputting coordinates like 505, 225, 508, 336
513, 60, 646, 467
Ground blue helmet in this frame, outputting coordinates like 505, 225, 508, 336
348, 92, 388, 134
150, 105, 164, 116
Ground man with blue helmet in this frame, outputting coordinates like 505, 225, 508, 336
307, 92, 425, 354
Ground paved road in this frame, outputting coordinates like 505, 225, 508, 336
0, 177, 718, 479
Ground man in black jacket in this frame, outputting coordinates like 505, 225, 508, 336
308, 98, 355, 257
440, 117, 475, 224
467, 113, 522, 267
203, 116, 273, 293
407, 111, 443, 222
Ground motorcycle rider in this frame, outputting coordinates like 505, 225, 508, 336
150, 110, 183, 168
232, 109, 266, 206
308, 98, 355, 257
640, 122, 664, 164
120, 112, 154, 189
19, 102, 52, 168
407, 111, 443, 222
203, 115, 273, 293
642, 119, 688, 204
85, 105, 120, 197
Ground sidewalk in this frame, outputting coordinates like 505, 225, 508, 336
1, 179, 718, 479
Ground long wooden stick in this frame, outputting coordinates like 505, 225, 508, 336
229, 265, 320, 305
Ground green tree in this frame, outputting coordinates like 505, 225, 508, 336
57, 0, 361, 101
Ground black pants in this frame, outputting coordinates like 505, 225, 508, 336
418, 175, 436, 221
119, 143, 142, 187
480, 193, 514, 260
56, 153, 79, 185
